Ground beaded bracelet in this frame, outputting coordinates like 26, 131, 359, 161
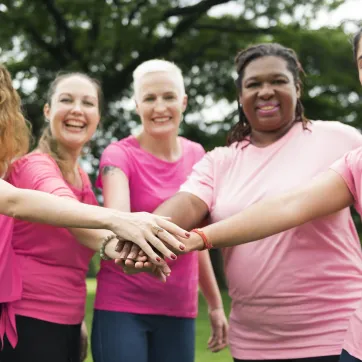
191, 228, 213, 250
100, 234, 117, 260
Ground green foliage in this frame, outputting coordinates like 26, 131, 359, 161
1, 0, 359, 152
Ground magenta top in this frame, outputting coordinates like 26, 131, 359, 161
0, 214, 21, 348
7, 153, 97, 325
94, 135, 205, 318
180, 121, 362, 359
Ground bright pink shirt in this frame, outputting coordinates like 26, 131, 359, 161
331, 146, 362, 360
94, 135, 205, 318
180, 121, 362, 359
0, 214, 21, 347
7, 153, 96, 325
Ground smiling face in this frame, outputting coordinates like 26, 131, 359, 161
239, 55, 300, 133
44, 75, 100, 152
135, 71, 187, 138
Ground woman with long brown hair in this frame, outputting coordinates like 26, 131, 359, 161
0, 65, 188, 356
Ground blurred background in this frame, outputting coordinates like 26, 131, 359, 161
1, 1, 361, 360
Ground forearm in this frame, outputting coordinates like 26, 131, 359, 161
198, 250, 223, 310
206, 194, 298, 248
154, 192, 208, 230
70, 227, 117, 253
202, 171, 353, 249
5, 186, 119, 231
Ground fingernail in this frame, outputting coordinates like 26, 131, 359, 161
179, 245, 185, 250
171, 254, 177, 260
156, 257, 161, 262
185, 232, 191, 237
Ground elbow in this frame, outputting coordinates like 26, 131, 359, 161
3, 189, 23, 219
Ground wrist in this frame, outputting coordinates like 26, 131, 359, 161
208, 305, 223, 313
100, 234, 118, 260
187, 232, 204, 251
190, 228, 212, 250
107, 209, 123, 233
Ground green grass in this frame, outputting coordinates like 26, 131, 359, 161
84, 279, 232, 362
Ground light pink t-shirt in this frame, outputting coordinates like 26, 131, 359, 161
331, 146, 362, 360
94, 135, 205, 318
0, 214, 21, 347
7, 153, 96, 325
180, 121, 362, 359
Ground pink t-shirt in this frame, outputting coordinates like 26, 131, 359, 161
0, 214, 21, 347
6, 153, 97, 325
331, 146, 362, 360
180, 121, 362, 359
94, 135, 205, 318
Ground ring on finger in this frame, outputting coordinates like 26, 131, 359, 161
151, 225, 164, 236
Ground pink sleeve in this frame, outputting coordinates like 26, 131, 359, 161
10, 154, 77, 199
96, 143, 131, 189
330, 149, 361, 213
179, 151, 215, 210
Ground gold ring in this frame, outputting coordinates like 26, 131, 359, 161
152, 225, 164, 236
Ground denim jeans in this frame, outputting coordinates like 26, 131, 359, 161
91, 309, 195, 362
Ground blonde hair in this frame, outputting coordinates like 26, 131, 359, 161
0, 64, 31, 176
133, 59, 185, 99
38, 72, 102, 178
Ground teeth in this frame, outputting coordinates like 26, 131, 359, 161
65, 120, 85, 127
260, 106, 275, 110
153, 117, 170, 123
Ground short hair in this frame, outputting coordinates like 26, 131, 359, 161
133, 59, 185, 99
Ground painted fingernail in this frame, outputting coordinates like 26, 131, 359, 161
156, 257, 161, 262
179, 245, 185, 250
171, 254, 177, 260
185, 232, 191, 237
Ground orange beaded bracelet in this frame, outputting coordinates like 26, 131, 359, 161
191, 228, 213, 250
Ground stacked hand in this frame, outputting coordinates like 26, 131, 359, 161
110, 212, 196, 273
113, 230, 205, 281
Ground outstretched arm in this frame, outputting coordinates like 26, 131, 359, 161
186, 170, 354, 250
0, 179, 188, 264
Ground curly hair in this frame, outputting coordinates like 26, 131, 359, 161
38, 72, 103, 178
0, 64, 31, 176
227, 43, 309, 146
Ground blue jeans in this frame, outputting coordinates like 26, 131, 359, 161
340, 350, 361, 362
91, 310, 195, 362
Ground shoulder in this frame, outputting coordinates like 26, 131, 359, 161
180, 137, 205, 159
195, 144, 237, 170
10, 152, 60, 177
310, 120, 362, 140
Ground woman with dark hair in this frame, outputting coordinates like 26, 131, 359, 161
124, 41, 362, 362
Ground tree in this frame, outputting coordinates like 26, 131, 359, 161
1, 0, 360, 283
